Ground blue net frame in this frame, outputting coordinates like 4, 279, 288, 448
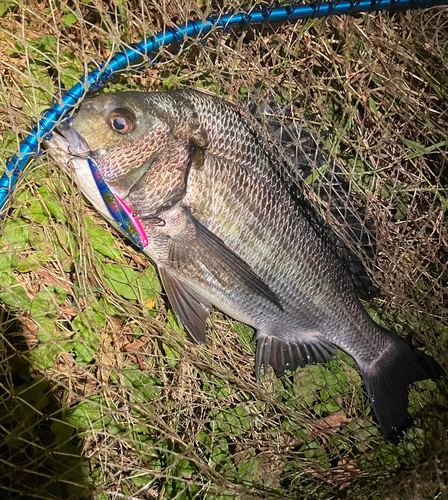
0, 0, 445, 220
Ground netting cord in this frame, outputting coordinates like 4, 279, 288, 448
0, 0, 445, 213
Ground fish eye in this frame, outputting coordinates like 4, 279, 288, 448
107, 107, 136, 134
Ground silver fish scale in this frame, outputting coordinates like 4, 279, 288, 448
180, 90, 386, 363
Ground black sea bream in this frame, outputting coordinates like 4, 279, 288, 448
46, 89, 444, 443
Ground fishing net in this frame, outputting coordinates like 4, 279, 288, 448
0, 1, 447, 498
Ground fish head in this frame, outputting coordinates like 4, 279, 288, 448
63, 91, 206, 219
45, 91, 207, 247
69, 92, 162, 158
44, 91, 187, 249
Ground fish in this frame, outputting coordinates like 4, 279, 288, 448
247, 96, 379, 299
45, 89, 444, 444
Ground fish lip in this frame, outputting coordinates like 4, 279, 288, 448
54, 121, 92, 158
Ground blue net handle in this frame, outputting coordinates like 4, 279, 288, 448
0, 0, 445, 212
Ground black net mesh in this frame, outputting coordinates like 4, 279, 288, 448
0, 1, 447, 499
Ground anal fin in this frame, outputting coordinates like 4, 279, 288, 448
255, 335, 336, 381
159, 267, 211, 344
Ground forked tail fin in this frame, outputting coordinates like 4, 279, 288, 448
360, 331, 445, 444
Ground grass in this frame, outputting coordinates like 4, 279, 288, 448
0, 1, 447, 499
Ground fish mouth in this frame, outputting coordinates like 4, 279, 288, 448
53, 120, 92, 158
45, 120, 149, 251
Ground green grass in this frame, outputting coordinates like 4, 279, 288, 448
0, 1, 447, 499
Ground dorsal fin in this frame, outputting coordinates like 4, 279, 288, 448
247, 97, 378, 299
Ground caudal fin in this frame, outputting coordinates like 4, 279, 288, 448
361, 332, 444, 444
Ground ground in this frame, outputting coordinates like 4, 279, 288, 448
0, 1, 447, 499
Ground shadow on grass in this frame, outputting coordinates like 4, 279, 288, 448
0, 311, 91, 500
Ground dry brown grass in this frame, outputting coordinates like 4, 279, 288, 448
0, 1, 447, 499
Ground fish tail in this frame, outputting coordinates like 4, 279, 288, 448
360, 328, 445, 444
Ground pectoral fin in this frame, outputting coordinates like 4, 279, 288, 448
168, 213, 283, 311
159, 267, 211, 344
